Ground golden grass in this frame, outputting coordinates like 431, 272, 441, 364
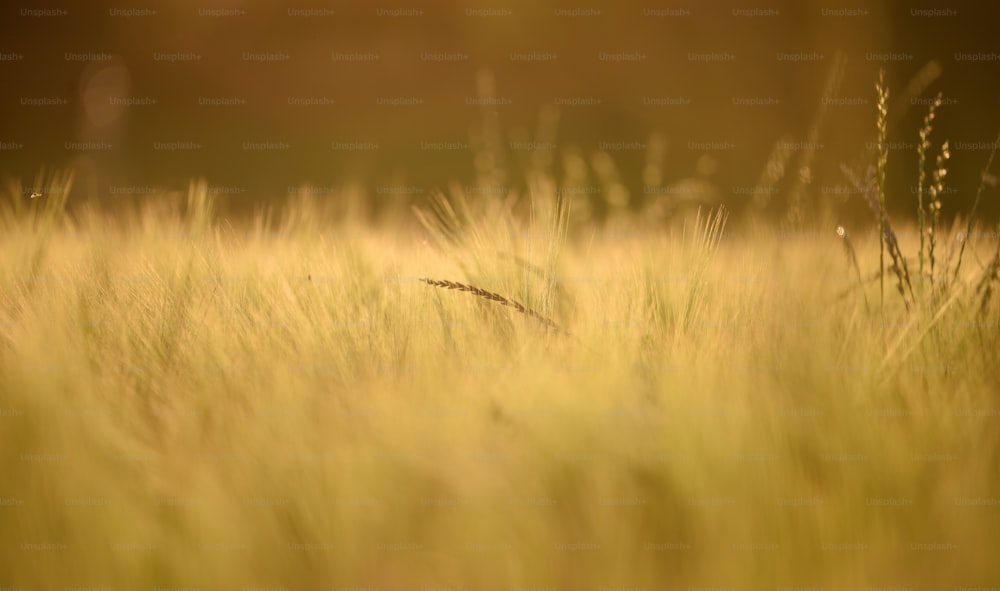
1, 182, 999, 588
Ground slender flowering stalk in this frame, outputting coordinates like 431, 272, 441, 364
916, 93, 942, 280
875, 70, 890, 310
927, 140, 950, 288
953, 130, 1000, 284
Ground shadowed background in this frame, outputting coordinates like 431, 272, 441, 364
1, 0, 998, 223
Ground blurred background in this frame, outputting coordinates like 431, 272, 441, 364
1, 0, 998, 224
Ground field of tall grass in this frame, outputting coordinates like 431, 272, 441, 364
3, 73, 1000, 587
2, 170, 999, 589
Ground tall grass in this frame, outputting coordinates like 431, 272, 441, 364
3, 64, 1000, 588
1, 171, 999, 587
841, 70, 1000, 326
